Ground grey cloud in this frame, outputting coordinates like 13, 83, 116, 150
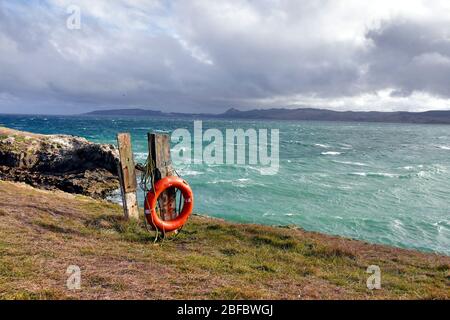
173, 1, 362, 99
0, 1, 449, 114
0, 4, 211, 112
364, 19, 450, 98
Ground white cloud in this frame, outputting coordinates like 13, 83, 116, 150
251, 89, 450, 112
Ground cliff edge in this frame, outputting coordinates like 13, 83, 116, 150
0, 127, 119, 198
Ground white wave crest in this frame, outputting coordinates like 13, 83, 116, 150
334, 160, 368, 166
349, 172, 399, 178
321, 151, 341, 156
315, 143, 330, 148
134, 152, 148, 161
180, 170, 204, 176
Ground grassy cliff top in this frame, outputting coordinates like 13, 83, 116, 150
0, 180, 448, 300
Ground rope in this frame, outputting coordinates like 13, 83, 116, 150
138, 151, 185, 242
139, 153, 161, 242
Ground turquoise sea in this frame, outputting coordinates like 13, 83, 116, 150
1, 114, 449, 255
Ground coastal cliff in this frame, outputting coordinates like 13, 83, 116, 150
0, 127, 119, 198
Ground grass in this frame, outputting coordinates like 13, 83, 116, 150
0, 132, 34, 153
0, 180, 448, 300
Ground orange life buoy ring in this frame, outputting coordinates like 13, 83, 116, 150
144, 176, 194, 232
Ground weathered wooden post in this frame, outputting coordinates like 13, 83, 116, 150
148, 133, 178, 221
117, 133, 139, 220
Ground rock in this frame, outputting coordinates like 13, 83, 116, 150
0, 127, 120, 198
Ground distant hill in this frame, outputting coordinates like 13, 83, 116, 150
83, 108, 209, 119
82, 107, 450, 124
83, 108, 166, 117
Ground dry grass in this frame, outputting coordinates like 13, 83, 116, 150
0, 180, 448, 300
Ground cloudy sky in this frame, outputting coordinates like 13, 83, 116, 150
1, 0, 450, 114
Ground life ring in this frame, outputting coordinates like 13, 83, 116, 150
144, 176, 194, 232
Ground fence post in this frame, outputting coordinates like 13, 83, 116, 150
117, 133, 139, 220
148, 133, 177, 221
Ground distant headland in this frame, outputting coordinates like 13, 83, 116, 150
82, 107, 450, 124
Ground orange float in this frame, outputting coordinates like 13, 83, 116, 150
144, 176, 194, 232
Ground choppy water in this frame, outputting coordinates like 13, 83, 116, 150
1, 114, 449, 255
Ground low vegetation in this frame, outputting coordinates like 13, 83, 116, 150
0, 181, 448, 299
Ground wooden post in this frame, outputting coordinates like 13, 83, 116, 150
117, 133, 139, 220
148, 133, 177, 221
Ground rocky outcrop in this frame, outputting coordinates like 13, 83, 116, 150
0, 127, 119, 198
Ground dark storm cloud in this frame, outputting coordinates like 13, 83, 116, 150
364, 19, 450, 98
0, 1, 221, 113
0, 0, 449, 114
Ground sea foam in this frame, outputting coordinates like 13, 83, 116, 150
321, 151, 341, 156
334, 160, 368, 166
